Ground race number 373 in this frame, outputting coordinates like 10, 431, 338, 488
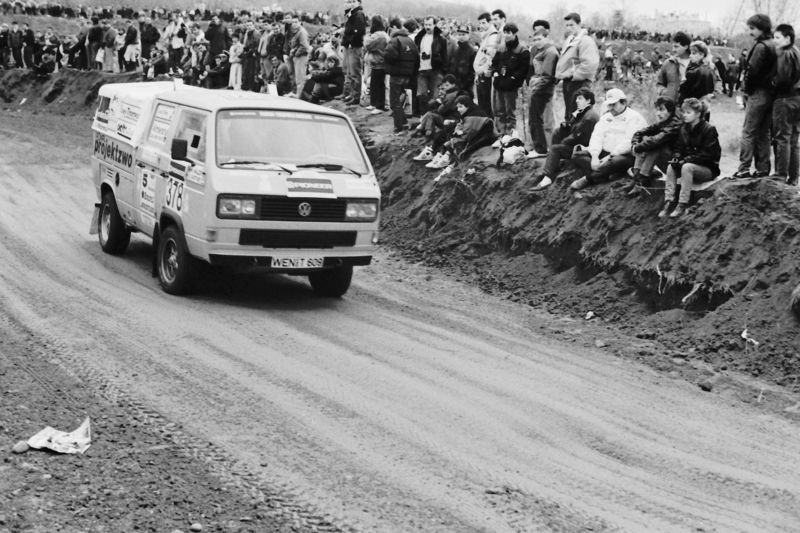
165, 178, 184, 211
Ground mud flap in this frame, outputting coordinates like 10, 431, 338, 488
89, 204, 100, 235
151, 225, 160, 277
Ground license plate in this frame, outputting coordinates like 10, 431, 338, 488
270, 257, 324, 269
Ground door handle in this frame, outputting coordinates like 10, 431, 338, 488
136, 162, 146, 168
160, 172, 169, 178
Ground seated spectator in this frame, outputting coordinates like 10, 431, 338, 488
528, 87, 599, 191
624, 96, 682, 195
425, 94, 495, 170
206, 52, 230, 89
266, 54, 292, 95
33, 49, 56, 78
570, 88, 647, 191
304, 54, 344, 103
412, 74, 468, 157
659, 98, 721, 218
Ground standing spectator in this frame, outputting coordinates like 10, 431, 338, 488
656, 32, 691, 103
85, 17, 102, 70
101, 19, 117, 72
205, 15, 231, 66
385, 17, 419, 134
21, 22, 34, 68
733, 14, 777, 178
771, 24, 800, 185
527, 28, 558, 157
139, 16, 160, 63
659, 98, 721, 218
450, 24, 476, 97
570, 88, 647, 190
473, 12, 500, 117
288, 17, 310, 97
240, 20, 261, 91
620, 47, 632, 81
9, 21, 22, 68
491, 23, 529, 135
528, 87, 599, 192
228, 35, 243, 89
364, 15, 388, 114
257, 23, 272, 84
438, 19, 458, 71
555, 12, 599, 121
679, 41, 715, 113
264, 22, 285, 81
0, 23, 9, 69
342, 0, 367, 104
713, 55, 728, 95
122, 19, 139, 72
282, 14, 296, 81
414, 16, 449, 115
602, 45, 615, 81
726, 53, 741, 96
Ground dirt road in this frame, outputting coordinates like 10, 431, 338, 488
2, 117, 800, 533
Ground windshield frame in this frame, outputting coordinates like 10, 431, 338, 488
214, 108, 371, 174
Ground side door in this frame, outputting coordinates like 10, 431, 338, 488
167, 108, 210, 247
137, 102, 178, 236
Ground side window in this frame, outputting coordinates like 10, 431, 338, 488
147, 103, 176, 149
174, 110, 209, 163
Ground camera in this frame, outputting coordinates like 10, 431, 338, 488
421, 52, 431, 60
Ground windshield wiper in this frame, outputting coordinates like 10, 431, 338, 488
295, 163, 362, 177
219, 160, 294, 174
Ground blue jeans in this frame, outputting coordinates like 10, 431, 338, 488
417, 70, 443, 114
772, 95, 800, 181
738, 88, 774, 174
344, 46, 363, 100
389, 75, 411, 131
492, 89, 518, 135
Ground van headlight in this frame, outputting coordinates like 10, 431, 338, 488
345, 200, 378, 221
217, 195, 258, 218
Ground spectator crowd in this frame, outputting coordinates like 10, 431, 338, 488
1, 1, 799, 211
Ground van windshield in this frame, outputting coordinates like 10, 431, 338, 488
216, 110, 369, 174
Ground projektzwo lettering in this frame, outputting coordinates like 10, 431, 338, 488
94, 135, 133, 168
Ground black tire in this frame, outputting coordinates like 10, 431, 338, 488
309, 265, 353, 297
98, 191, 131, 255
157, 226, 196, 295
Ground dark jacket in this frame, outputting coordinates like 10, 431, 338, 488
774, 45, 800, 98
434, 87, 468, 121
413, 26, 448, 72
529, 40, 558, 96
672, 119, 721, 176
384, 28, 419, 78
141, 23, 160, 47
266, 32, 284, 59
632, 114, 682, 152
555, 105, 599, 148
311, 64, 344, 93
743, 36, 777, 94
342, 6, 366, 48
205, 22, 231, 58
491, 39, 530, 91
656, 56, 684, 103
450, 41, 476, 90
679, 62, 715, 101
123, 25, 138, 47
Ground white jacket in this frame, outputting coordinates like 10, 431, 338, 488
473, 25, 499, 76
588, 106, 647, 157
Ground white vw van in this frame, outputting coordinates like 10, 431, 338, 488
91, 82, 380, 296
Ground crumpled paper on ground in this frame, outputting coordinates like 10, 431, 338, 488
27, 417, 91, 454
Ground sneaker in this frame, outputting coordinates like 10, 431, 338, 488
426, 153, 445, 168
528, 176, 552, 192
627, 167, 637, 178
569, 176, 590, 191
657, 202, 673, 218
526, 150, 547, 159
365, 105, 375, 110
393, 126, 409, 135
434, 164, 454, 182
669, 203, 686, 218
429, 152, 451, 169
731, 169, 752, 179
625, 182, 641, 197
752, 170, 770, 178
413, 146, 434, 161
369, 108, 383, 115
491, 138, 502, 149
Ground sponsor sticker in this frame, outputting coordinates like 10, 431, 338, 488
94, 134, 134, 168
148, 120, 170, 144
137, 169, 156, 213
286, 177, 334, 195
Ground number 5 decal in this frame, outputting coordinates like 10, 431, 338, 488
165, 179, 184, 211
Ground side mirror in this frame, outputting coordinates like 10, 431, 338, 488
171, 138, 188, 161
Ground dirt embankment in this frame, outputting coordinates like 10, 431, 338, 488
4, 67, 797, 390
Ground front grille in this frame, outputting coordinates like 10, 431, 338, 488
259, 196, 347, 222
239, 230, 357, 248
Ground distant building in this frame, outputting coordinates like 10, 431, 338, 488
637, 11, 714, 35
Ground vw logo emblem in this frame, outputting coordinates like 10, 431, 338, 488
298, 202, 312, 217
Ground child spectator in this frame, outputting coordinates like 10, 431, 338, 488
659, 98, 721, 218
625, 96, 683, 195
228, 34, 243, 90
528, 87, 599, 191
771, 23, 800, 185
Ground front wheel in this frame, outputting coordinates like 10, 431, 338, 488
98, 191, 131, 255
309, 265, 353, 297
157, 226, 196, 295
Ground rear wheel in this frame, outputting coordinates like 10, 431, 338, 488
98, 191, 131, 255
157, 226, 196, 295
309, 265, 353, 297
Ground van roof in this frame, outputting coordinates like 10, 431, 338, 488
97, 82, 347, 119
